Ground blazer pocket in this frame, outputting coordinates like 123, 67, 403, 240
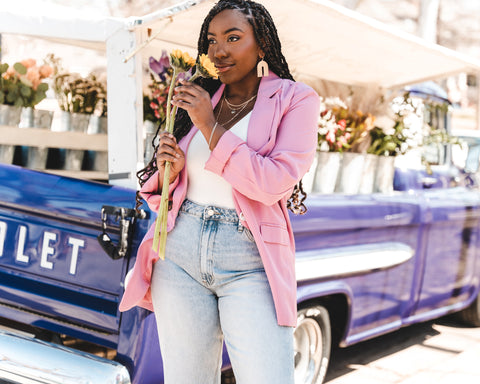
260, 224, 290, 246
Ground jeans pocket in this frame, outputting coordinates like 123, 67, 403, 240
242, 226, 256, 243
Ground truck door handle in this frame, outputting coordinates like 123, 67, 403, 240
98, 206, 147, 260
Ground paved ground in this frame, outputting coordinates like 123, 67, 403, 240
325, 316, 480, 384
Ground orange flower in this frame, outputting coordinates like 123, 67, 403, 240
39, 64, 53, 79
3, 66, 16, 79
26, 67, 41, 90
21, 58, 36, 68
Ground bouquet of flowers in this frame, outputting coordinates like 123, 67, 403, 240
317, 97, 350, 152
367, 93, 426, 157
45, 54, 105, 115
152, 50, 218, 259
0, 58, 53, 108
317, 96, 376, 153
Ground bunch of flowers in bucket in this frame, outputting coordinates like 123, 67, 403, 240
317, 97, 350, 152
317, 96, 376, 153
0, 57, 53, 108
151, 50, 218, 260
367, 92, 426, 157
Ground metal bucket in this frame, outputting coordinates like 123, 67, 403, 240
61, 112, 90, 171
312, 151, 341, 194
87, 115, 108, 172
335, 152, 366, 194
20, 107, 54, 170
0, 105, 22, 164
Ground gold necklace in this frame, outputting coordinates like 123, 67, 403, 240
224, 94, 257, 114
216, 95, 251, 127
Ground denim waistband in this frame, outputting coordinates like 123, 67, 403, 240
180, 199, 239, 223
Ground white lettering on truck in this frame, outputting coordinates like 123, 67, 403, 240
40, 232, 57, 270
0, 220, 85, 275
0, 221, 6, 257
16, 226, 29, 263
68, 237, 85, 275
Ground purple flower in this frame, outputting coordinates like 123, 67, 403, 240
149, 50, 170, 81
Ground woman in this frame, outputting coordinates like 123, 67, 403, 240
120, 0, 319, 382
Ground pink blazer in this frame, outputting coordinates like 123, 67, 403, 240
119, 73, 319, 326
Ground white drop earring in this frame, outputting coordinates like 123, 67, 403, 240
257, 57, 269, 77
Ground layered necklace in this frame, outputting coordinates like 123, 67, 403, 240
224, 94, 257, 114
216, 93, 256, 127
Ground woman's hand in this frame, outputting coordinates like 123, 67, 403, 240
156, 132, 185, 186
171, 79, 216, 132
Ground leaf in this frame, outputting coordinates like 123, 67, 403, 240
19, 76, 33, 88
37, 83, 48, 92
20, 85, 32, 97
0, 63, 8, 74
13, 62, 27, 75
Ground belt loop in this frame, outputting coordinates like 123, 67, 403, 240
238, 211, 245, 232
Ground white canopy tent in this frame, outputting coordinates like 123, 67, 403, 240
1, 0, 479, 188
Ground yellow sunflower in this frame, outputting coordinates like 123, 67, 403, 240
170, 49, 196, 72
197, 54, 219, 79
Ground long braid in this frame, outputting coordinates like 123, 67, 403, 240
137, 0, 308, 215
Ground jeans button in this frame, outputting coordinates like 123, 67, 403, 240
207, 209, 215, 217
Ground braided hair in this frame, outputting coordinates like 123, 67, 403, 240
137, 0, 308, 214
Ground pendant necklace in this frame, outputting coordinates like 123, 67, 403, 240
216, 94, 253, 127
224, 94, 257, 114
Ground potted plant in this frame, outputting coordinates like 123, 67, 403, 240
0, 56, 53, 166
46, 54, 105, 170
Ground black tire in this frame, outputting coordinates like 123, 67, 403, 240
458, 293, 480, 326
294, 306, 331, 384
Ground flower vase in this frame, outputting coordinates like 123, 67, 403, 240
60, 112, 91, 171
301, 153, 318, 194
358, 154, 378, 194
335, 152, 366, 194
19, 107, 54, 170
0, 104, 22, 125
312, 151, 341, 194
0, 105, 22, 164
86, 115, 108, 172
374, 156, 396, 193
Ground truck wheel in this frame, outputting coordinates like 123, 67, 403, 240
458, 293, 480, 326
294, 306, 331, 384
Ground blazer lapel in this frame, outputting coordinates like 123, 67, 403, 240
191, 76, 283, 154
247, 73, 283, 153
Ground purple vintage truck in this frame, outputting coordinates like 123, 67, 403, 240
1, 1, 480, 384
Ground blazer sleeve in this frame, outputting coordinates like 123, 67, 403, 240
205, 83, 319, 206
139, 171, 180, 213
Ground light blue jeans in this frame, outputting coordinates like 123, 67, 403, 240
151, 199, 294, 384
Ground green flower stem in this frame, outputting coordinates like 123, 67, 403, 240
152, 68, 178, 258
151, 65, 205, 258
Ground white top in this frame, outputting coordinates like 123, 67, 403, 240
186, 112, 251, 208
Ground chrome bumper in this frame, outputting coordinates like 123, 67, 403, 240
0, 329, 131, 384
